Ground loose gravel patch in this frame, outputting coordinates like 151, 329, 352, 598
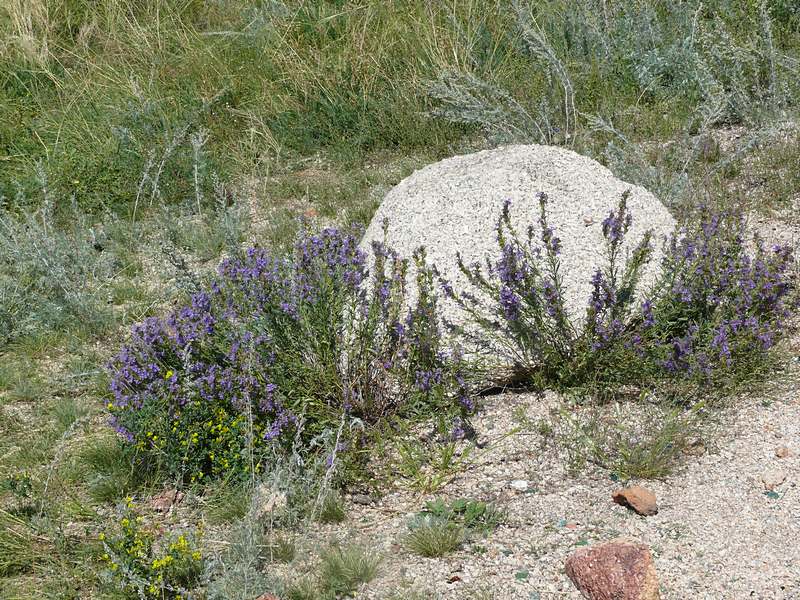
294, 375, 800, 599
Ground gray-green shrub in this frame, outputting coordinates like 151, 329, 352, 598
0, 170, 114, 345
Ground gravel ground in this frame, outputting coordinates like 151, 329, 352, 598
294, 364, 800, 599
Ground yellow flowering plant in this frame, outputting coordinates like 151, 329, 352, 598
100, 499, 204, 599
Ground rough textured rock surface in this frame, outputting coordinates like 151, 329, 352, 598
612, 486, 659, 516
360, 145, 676, 328
761, 469, 787, 491
565, 538, 661, 600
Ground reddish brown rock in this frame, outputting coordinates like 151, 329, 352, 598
150, 488, 184, 513
565, 538, 660, 600
612, 486, 658, 516
776, 446, 791, 459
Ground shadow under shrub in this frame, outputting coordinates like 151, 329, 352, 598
107, 224, 470, 484
450, 193, 795, 396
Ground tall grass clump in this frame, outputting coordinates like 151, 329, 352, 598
0, 0, 237, 212
0, 1, 468, 212
404, 516, 464, 559
317, 544, 380, 597
106, 223, 471, 484
0, 508, 47, 576
427, 1, 800, 207
3, 1, 797, 217
449, 193, 795, 395
404, 496, 502, 557
429, 1, 799, 142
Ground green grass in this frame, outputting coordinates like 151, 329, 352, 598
403, 497, 501, 558
1, 370, 45, 403
316, 493, 346, 524
264, 535, 296, 564
318, 544, 380, 598
0, 508, 47, 577
404, 520, 464, 558
3, 0, 796, 217
549, 399, 708, 480
741, 126, 800, 212
392, 437, 474, 493
285, 578, 319, 600
204, 479, 252, 525
75, 436, 145, 503
49, 398, 89, 432
421, 497, 503, 536
284, 544, 381, 600
0, 0, 468, 214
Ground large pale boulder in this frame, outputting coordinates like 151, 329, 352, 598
360, 145, 675, 329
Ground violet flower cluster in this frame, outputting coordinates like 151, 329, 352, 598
642, 207, 794, 380
108, 225, 473, 482
455, 193, 794, 390
452, 194, 574, 373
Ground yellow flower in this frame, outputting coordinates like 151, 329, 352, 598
165, 370, 174, 379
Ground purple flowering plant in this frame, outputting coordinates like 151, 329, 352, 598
451, 193, 582, 384
451, 192, 795, 393
107, 222, 470, 483
641, 204, 795, 387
